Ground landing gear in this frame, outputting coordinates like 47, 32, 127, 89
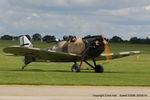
84, 58, 104, 73
72, 58, 104, 73
72, 64, 80, 72
95, 64, 104, 73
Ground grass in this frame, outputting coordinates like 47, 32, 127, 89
0, 40, 150, 86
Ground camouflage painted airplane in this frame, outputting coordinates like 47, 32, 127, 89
3, 35, 143, 73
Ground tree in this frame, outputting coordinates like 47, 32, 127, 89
129, 37, 138, 43
32, 33, 42, 41
129, 37, 150, 44
1, 35, 13, 40
13, 36, 19, 41
110, 36, 123, 43
43, 35, 56, 43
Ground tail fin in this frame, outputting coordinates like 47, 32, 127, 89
20, 36, 33, 48
20, 36, 33, 69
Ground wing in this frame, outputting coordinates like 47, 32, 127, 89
3, 46, 81, 62
95, 51, 144, 60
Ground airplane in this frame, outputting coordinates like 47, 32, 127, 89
3, 35, 143, 73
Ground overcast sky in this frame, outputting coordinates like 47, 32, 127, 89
1, 0, 150, 39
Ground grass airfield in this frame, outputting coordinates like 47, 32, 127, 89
0, 40, 150, 86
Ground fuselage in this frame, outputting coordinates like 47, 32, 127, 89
27, 35, 105, 63
55, 35, 105, 59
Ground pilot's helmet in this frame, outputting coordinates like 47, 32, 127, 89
71, 36, 77, 42
63, 35, 67, 41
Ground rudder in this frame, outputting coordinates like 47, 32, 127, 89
20, 36, 33, 48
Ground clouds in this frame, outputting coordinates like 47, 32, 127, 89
0, 0, 150, 39
8, 0, 150, 10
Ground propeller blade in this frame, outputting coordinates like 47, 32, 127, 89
102, 35, 112, 60
98, 29, 112, 60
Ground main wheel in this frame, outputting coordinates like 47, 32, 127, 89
72, 64, 80, 72
95, 64, 104, 73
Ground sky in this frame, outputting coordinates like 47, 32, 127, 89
1, 0, 150, 39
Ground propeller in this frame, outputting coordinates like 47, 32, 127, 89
98, 29, 112, 60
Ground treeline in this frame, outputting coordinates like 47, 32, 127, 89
0, 33, 56, 43
1, 33, 150, 44
109, 36, 150, 44
0, 33, 79, 43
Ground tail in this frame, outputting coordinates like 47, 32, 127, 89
20, 36, 33, 69
20, 36, 33, 48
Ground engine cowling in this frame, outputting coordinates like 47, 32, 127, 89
82, 35, 104, 58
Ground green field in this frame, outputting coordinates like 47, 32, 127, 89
0, 40, 150, 86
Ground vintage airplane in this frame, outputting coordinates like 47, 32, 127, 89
3, 35, 143, 73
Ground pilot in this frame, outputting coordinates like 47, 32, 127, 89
71, 36, 77, 42
63, 35, 68, 41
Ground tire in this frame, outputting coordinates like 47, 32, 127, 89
95, 64, 104, 73
72, 64, 80, 72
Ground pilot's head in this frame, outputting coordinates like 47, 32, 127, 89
71, 36, 77, 42
63, 35, 67, 41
